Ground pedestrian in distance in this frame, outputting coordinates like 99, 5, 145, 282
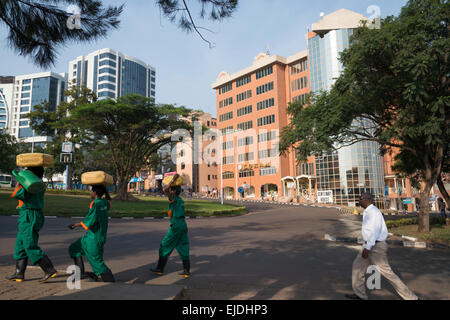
346, 192, 418, 300
438, 197, 447, 219
150, 173, 191, 278
6, 165, 58, 283
68, 184, 115, 282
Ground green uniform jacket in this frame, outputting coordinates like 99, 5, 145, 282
159, 195, 189, 260
80, 198, 110, 245
11, 184, 46, 264
69, 198, 111, 276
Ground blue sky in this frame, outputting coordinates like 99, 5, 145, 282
0, 0, 408, 117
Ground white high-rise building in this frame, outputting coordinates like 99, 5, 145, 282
68, 48, 156, 100
1, 72, 67, 147
0, 76, 15, 134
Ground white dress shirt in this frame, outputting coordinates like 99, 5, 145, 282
362, 204, 389, 250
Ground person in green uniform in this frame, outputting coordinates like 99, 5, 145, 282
5, 166, 57, 283
150, 174, 191, 277
68, 185, 115, 282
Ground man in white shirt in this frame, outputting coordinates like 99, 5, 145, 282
346, 193, 418, 300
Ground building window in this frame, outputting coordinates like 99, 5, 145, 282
99, 75, 116, 83
219, 111, 233, 122
222, 140, 234, 150
290, 59, 308, 75
221, 126, 234, 135
258, 130, 277, 142
219, 97, 233, 108
236, 90, 252, 102
256, 65, 273, 80
237, 120, 253, 131
257, 114, 275, 127
256, 82, 274, 95
99, 60, 117, 68
99, 67, 116, 75
98, 83, 116, 91
219, 83, 232, 94
260, 167, 277, 176
291, 76, 309, 91
257, 98, 275, 111
99, 52, 117, 60
238, 153, 254, 163
238, 136, 254, 147
222, 171, 234, 180
98, 91, 115, 98
222, 156, 234, 164
237, 105, 252, 117
236, 75, 251, 88
259, 148, 278, 159
239, 169, 255, 178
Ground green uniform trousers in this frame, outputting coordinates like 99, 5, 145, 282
159, 220, 190, 261
69, 236, 109, 276
14, 209, 45, 265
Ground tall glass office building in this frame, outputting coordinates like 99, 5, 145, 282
308, 9, 385, 207
4, 72, 67, 146
69, 48, 156, 100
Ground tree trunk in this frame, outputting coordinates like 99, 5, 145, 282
418, 181, 432, 233
114, 177, 139, 201
436, 175, 449, 210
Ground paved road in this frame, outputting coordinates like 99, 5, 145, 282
0, 203, 449, 300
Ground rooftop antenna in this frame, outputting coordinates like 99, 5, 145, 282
266, 44, 271, 56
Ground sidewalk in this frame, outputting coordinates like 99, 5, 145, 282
0, 266, 185, 300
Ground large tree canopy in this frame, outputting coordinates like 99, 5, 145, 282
280, 0, 449, 232
27, 83, 114, 186
69, 94, 193, 201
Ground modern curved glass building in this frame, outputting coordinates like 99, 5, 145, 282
69, 48, 156, 100
308, 9, 385, 206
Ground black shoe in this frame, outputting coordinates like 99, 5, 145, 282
73, 257, 98, 281
345, 293, 363, 300
5, 259, 28, 282
36, 255, 57, 283
178, 260, 191, 278
150, 257, 168, 276
100, 269, 115, 283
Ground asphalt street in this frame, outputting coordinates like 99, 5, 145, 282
0, 202, 449, 300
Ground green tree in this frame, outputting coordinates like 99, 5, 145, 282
280, 0, 449, 232
69, 94, 193, 201
27, 83, 108, 188
0, 133, 19, 173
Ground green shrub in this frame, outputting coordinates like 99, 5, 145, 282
386, 217, 446, 229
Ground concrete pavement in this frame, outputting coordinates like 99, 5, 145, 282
0, 202, 448, 300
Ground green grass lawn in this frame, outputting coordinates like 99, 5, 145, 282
0, 192, 246, 218
389, 224, 450, 245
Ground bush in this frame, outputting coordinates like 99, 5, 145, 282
386, 217, 446, 229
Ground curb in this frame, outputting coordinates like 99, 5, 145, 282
323, 234, 449, 250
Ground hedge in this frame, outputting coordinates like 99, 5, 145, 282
386, 217, 446, 229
